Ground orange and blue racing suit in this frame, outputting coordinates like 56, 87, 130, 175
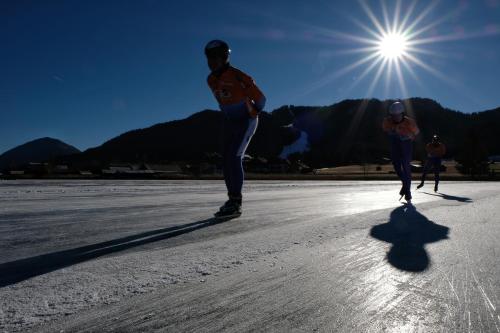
383, 116, 420, 199
207, 63, 266, 202
421, 142, 446, 186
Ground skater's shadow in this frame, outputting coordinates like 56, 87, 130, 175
422, 192, 472, 203
370, 205, 449, 272
0, 217, 233, 288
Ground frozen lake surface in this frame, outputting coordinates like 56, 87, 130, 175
0, 180, 499, 332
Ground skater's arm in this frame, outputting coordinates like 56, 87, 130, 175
408, 118, 420, 139
242, 74, 266, 110
237, 70, 266, 114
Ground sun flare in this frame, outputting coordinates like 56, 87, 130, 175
296, 0, 500, 103
378, 32, 408, 60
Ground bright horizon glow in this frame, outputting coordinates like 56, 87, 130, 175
378, 32, 408, 60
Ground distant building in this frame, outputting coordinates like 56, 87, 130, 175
53, 164, 71, 174
102, 164, 133, 174
110, 164, 133, 173
144, 164, 183, 174
101, 163, 183, 175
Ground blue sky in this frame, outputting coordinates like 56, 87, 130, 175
1, 0, 500, 153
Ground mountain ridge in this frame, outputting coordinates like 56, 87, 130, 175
0, 137, 81, 170
4, 98, 499, 171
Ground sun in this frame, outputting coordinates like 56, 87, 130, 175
378, 32, 408, 60
296, 1, 500, 102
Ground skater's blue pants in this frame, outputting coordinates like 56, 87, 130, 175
391, 139, 413, 198
421, 157, 442, 184
223, 115, 258, 201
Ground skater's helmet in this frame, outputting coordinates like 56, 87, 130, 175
204, 40, 230, 59
432, 134, 440, 143
389, 101, 405, 116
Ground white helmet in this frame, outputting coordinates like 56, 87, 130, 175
389, 101, 405, 115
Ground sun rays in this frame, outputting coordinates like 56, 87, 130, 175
296, 0, 493, 159
345, 0, 453, 98
290, 0, 499, 101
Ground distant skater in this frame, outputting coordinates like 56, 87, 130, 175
383, 101, 420, 204
205, 40, 266, 219
416, 134, 446, 192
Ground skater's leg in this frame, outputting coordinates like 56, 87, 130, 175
417, 159, 431, 189
392, 160, 404, 179
222, 151, 233, 196
230, 117, 258, 203
401, 140, 413, 200
216, 117, 247, 218
390, 140, 406, 197
222, 118, 237, 199
433, 158, 441, 192
421, 159, 432, 182
390, 139, 404, 180
224, 116, 258, 204
228, 155, 243, 203
394, 161, 406, 197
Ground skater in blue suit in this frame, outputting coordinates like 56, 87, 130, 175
205, 40, 266, 219
383, 102, 420, 203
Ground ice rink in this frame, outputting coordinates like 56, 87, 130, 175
0, 180, 499, 332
